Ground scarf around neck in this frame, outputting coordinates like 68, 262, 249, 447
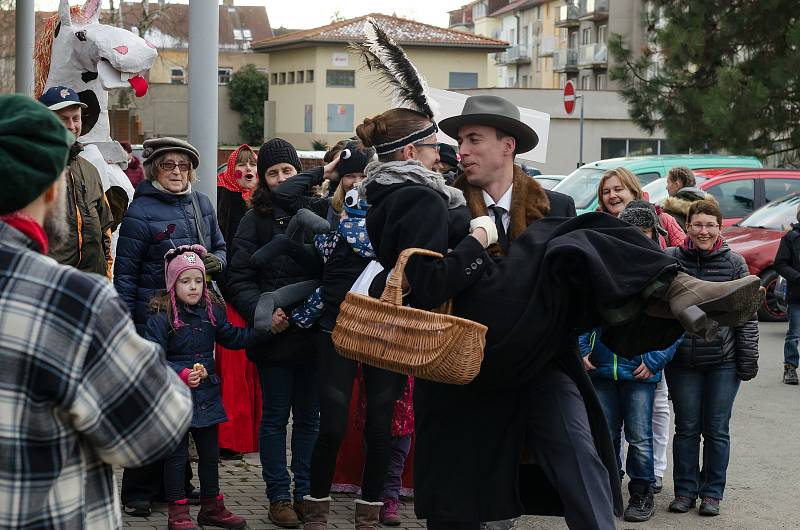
153, 180, 193, 196
360, 160, 466, 210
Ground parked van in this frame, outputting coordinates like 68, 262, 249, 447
553, 155, 763, 215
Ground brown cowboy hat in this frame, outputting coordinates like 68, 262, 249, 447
439, 95, 538, 152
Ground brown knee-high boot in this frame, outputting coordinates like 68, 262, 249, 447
354, 500, 383, 530
302, 496, 332, 530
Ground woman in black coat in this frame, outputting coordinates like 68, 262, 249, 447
224, 138, 318, 525
664, 200, 759, 517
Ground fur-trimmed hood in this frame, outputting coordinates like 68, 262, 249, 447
661, 191, 716, 218
453, 164, 549, 256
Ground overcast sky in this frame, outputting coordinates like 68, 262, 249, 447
34, 1, 469, 30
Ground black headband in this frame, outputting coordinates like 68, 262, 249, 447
373, 123, 438, 155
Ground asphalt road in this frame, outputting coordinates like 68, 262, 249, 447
518, 321, 799, 529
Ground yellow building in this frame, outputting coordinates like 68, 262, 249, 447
253, 14, 507, 149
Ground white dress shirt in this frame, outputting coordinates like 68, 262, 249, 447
482, 185, 513, 231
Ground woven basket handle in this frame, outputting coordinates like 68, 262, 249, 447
379, 247, 444, 306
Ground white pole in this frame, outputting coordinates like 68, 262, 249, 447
15, 0, 35, 95
577, 94, 584, 167
188, 1, 219, 205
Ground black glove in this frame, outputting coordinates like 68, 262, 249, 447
202, 254, 223, 275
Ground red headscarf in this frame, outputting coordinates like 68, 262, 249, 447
217, 144, 257, 202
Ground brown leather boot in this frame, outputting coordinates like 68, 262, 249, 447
301, 496, 331, 530
196, 494, 246, 529
646, 272, 762, 339
270, 500, 301, 528
354, 499, 382, 530
168, 500, 198, 530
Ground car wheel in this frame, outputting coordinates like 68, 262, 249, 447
759, 269, 788, 322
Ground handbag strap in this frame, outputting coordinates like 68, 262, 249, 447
379, 248, 443, 306
190, 191, 207, 248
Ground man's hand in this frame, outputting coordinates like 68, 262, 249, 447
272, 308, 290, 334
633, 362, 654, 380
202, 254, 223, 275
582, 355, 596, 371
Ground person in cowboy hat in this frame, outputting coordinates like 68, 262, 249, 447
439, 95, 622, 528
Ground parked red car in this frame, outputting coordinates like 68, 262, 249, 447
723, 192, 800, 321
645, 168, 800, 226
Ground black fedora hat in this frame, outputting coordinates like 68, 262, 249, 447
439, 95, 538, 152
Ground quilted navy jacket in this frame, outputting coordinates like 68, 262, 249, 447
113, 181, 226, 333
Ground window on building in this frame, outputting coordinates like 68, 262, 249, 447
569, 31, 578, 48
448, 72, 479, 89
522, 75, 528, 87
473, 1, 487, 19
596, 74, 606, 90
601, 138, 671, 159
306, 69, 315, 82
304, 105, 313, 133
508, 76, 516, 88
581, 75, 591, 90
509, 28, 516, 45
218, 67, 233, 85
326, 69, 355, 87
327, 104, 355, 132
279, 72, 286, 84
582, 27, 592, 45
233, 29, 243, 40
171, 67, 185, 84
598, 25, 608, 43
270, 72, 278, 85
522, 26, 528, 47
706, 179, 756, 219
297, 70, 305, 83
243, 29, 252, 40
628, 139, 659, 156
288, 71, 295, 84
535, 5, 542, 19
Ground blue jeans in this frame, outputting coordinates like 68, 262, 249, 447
591, 377, 656, 490
257, 363, 320, 502
666, 362, 740, 500
784, 303, 800, 367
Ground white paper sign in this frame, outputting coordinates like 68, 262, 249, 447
429, 88, 550, 163
332, 53, 350, 67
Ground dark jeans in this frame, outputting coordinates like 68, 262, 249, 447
309, 332, 406, 501
380, 434, 412, 500
525, 364, 616, 530
591, 377, 656, 492
666, 362, 740, 500
164, 426, 219, 502
784, 303, 800, 366
257, 361, 320, 502
121, 460, 193, 504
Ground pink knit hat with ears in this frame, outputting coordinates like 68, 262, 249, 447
163, 244, 216, 328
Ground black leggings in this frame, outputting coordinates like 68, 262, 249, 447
309, 331, 405, 501
164, 425, 220, 502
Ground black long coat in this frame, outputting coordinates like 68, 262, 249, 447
365, 179, 683, 522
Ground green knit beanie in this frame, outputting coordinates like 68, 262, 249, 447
0, 94, 74, 215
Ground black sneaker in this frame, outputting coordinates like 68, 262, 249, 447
122, 500, 151, 517
699, 497, 720, 516
784, 364, 799, 385
624, 493, 655, 522
652, 476, 663, 494
668, 496, 696, 513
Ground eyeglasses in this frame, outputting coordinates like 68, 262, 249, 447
159, 161, 192, 173
688, 223, 720, 231
414, 142, 440, 152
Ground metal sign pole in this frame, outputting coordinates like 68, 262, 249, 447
577, 94, 584, 167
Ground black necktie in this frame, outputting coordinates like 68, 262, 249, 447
489, 205, 509, 253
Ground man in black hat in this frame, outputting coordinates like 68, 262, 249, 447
39, 85, 115, 278
440, 95, 616, 529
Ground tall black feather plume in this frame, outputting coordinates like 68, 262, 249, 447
349, 17, 437, 119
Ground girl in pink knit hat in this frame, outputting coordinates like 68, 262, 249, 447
145, 244, 273, 530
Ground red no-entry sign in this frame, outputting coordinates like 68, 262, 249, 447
564, 80, 576, 114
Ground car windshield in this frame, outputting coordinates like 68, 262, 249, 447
642, 176, 708, 205
739, 193, 800, 230
553, 168, 605, 209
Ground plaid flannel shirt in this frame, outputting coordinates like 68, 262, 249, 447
0, 220, 193, 529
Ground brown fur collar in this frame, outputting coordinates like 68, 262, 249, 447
454, 164, 550, 256
662, 193, 716, 217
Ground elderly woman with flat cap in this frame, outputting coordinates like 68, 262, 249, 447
114, 136, 227, 517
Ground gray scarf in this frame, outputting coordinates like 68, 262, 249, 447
152, 180, 192, 196
360, 160, 466, 209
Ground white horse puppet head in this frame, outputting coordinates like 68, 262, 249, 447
36, 0, 157, 144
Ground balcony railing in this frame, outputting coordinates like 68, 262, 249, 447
553, 48, 578, 70
556, 4, 579, 26
578, 43, 608, 66
495, 45, 532, 65
539, 35, 556, 56
580, 0, 609, 19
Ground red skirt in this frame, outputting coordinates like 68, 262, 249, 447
215, 305, 262, 453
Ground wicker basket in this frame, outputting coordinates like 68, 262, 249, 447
332, 248, 487, 385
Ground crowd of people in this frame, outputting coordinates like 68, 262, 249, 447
0, 75, 765, 530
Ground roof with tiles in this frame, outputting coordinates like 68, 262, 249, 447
252, 13, 508, 52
